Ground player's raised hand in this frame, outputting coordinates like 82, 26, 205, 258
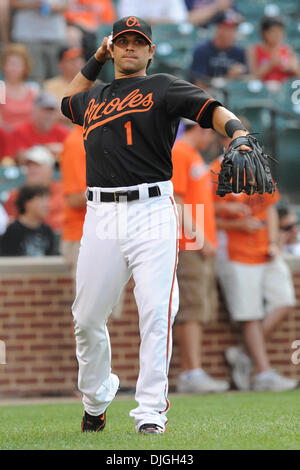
95, 37, 112, 64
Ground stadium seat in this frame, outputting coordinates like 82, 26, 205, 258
223, 80, 273, 134
151, 23, 199, 79
0, 166, 25, 203
0, 166, 61, 203
272, 79, 300, 130
277, 127, 300, 199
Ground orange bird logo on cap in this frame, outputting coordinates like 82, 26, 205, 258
126, 17, 141, 27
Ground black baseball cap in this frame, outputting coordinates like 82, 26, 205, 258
112, 16, 152, 45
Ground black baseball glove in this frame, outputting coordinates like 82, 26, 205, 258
216, 135, 276, 197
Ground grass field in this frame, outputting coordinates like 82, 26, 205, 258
0, 391, 299, 450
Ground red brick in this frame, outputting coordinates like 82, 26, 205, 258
16, 378, 38, 384
0, 380, 10, 385
1, 280, 23, 286
56, 279, 73, 285
30, 301, 52, 307
13, 290, 36, 296
30, 345, 54, 351
7, 345, 25, 351
17, 313, 37, 319
42, 333, 64, 339
44, 378, 65, 383
32, 367, 53, 373
30, 322, 53, 329
3, 322, 25, 329
3, 302, 25, 308
15, 356, 36, 362
41, 290, 64, 296
28, 279, 50, 285
15, 334, 37, 340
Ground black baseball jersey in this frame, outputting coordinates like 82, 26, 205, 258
61, 73, 222, 187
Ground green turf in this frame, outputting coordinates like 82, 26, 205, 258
0, 391, 299, 450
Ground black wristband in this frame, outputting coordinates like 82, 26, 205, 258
225, 119, 247, 138
81, 55, 104, 81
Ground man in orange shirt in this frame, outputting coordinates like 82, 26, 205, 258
211, 138, 297, 392
64, 0, 116, 32
172, 119, 229, 393
60, 125, 87, 277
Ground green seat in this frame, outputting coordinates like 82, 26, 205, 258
277, 127, 300, 201
151, 23, 198, 79
0, 166, 25, 203
224, 80, 273, 134
272, 79, 300, 130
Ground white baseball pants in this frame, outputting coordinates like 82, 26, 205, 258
72, 181, 179, 431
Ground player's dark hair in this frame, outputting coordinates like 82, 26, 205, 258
16, 185, 49, 215
260, 15, 285, 34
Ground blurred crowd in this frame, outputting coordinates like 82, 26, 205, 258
0, 0, 299, 393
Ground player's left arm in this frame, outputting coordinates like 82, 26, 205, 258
212, 106, 250, 150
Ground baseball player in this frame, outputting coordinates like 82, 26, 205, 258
61, 16, 262, 435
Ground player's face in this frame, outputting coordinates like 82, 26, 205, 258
111, 33, 155, 77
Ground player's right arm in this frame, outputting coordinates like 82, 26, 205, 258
61, 37, 111, 124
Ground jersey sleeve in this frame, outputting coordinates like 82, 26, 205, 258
164, 78, 222, 128
61, 91, 89, 126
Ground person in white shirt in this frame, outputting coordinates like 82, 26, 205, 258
117, 0, 188, 24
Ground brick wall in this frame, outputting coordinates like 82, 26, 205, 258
0, 256, 299, 397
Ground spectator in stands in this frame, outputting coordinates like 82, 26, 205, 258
0, 43, 38, 130
64, 0, 116, 32
0, 0, 10, 47
0, 185, 57, 256
248, 16, 300, 86
10, 91, 70, 165
190, 9, 247, 86
66, 23, 85, 49
60, 124, 86, 276
172, 119, 229, 393
0, 126, 13, 162
44, 46, 85, 124
210, 138, 298, 392
117, 0, 188, 24
278, 206, 300, 256
10, 0, 68, 82
185, 0, 242, 28
4, 145, 64, 233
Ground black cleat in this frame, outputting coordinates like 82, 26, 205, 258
138, 423, 164, 435
81, 411, 106, 432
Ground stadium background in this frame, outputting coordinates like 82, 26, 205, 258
0, 0, 300, 397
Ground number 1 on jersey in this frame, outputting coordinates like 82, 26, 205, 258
124, 121, 133, 146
